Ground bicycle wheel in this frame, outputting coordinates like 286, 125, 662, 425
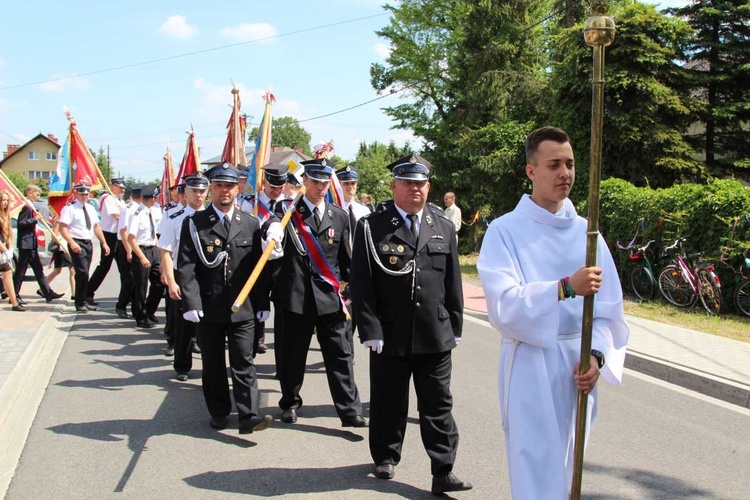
631, 265, 655, 301
696, 269, 722, 315
734, 280, 750, 318
658, 265, 696, 308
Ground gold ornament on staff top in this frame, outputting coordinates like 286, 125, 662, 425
571, 2, 615, 499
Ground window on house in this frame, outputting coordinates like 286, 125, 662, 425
27, 171, 52, 181
46, 152, 57, 160
28, 151, 39, 160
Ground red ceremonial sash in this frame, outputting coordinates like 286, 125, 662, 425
257, 200, 272, 223
291, 209, 349, 318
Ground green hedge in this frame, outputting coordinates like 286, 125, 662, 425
591, 178, 750, 311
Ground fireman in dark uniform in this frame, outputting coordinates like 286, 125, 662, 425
349, 154, 472, 494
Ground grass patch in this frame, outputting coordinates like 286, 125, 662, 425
459, 253, 479, 278
623, 299, 750, 343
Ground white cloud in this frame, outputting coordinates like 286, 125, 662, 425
158, 15, 198, 39
37, 75, 89, 92
219, 23, 277, 43
373, 43, 391, 59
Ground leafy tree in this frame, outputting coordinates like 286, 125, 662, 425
371, 0, 548, 217
352, 140, 413, 204
92, 146, 112, 184
249, 116, 313, 157
549, 1, 702, 193
670, 0, 750, 174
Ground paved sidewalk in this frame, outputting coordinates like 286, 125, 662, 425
464, 280, 750, 409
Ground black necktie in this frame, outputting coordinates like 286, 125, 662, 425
83, 205, 91, 230
269, 199, 276, 213
148, 211, 155, 240
223, 214, 231, 234
313, 206, 321, 231
407, 213, 419, 240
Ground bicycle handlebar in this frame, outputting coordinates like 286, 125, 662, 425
663, 237, 687, 252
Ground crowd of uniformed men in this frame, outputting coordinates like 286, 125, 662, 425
56, 155, 472, 495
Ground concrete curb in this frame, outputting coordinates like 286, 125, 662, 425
0, 309, 76, 498
463, 309, 750, 410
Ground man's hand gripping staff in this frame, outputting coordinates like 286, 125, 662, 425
230, 187, 306, 313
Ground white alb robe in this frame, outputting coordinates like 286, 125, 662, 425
477, 194, 629, 500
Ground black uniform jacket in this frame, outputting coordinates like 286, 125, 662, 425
177, 207, 266, 323
271, 198, 351, 316
350, 200, 463, 356
16, 206, 39, 250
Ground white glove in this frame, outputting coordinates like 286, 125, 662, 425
262, 222, 284, 260
256, 310, 270, 322
455, 337, 462, 346
363, 339, 384, 354
183, 310, 203, 323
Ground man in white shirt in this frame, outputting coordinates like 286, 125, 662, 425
477, 127, 629, 499
87, 178, 127, 306
128, 185, 164, 329
59, 184, 110, 313
443, 192, 462, 238
158, 173, 208, 379
115, 186, 142, 318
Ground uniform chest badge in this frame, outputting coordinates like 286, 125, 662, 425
389, 256, 398, 264
397, 245, 404, 253
381, 244, 390, 252
425, 214, 432, 225
327, 227, 335, 244
214, 238, 221, 246
327, 209, 333, 218
391, 217, 400, 226
207, 245, 214, 253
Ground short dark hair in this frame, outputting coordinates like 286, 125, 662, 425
525, 127, 570, 165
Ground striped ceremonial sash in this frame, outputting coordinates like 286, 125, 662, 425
257, 200, 272, 222
291, 210, 349, 318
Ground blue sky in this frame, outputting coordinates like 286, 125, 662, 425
0, 0, 687, 182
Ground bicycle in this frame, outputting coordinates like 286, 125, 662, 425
718, 215, 750, 317
657, 238, 723, 315
616, 239, 661, 301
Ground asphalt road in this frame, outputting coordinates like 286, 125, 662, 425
6, 274, 750, 499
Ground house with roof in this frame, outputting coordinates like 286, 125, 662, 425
0, 133, 61, 182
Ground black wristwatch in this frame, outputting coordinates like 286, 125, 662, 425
591, 349, 605, 369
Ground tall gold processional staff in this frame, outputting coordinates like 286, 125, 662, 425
571, 1, 615, 498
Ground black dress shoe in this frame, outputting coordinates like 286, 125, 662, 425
136, 320, 153, 329
17, 296, 27, 305
148, 314, 159, 324
191, 341, 202, 354
209, 416, 228, 430
431, 472, 473, 494
46, 291, 64, 302
374, 463, 395, 480
115, 308, 130, 319
239, 415, 273, 434
1, 291, 7, 300
12, 304, 27, 312
36, 289, 45, 298
281, 408, 297, 423
256, 343, 268, 354
85, 303, 99, 311
165, 345, 175, 357
342, 415, 367, 428
75, 305, 88, 313
85, 297, 99, 306
176, 373, 189, 382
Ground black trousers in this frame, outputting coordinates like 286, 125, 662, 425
131, 246, 164, 322
87, 231, 119, 298
369, 350, 458, 476
164, 295, 175, 344
197, 319, 259, 421
170, 274, 195, 375
13, 247, 51, 297
71, 239, 94, 307
278, 308, 362, 420
114, 241, 133, 311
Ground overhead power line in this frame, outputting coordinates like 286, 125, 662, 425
0, 12, 388, 91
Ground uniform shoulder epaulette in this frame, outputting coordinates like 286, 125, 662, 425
134, 206, 144, 216
428, 202, 450, 221
169, 207, 186, 219
367, 200, 392, 219
165, 202, 177, 210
